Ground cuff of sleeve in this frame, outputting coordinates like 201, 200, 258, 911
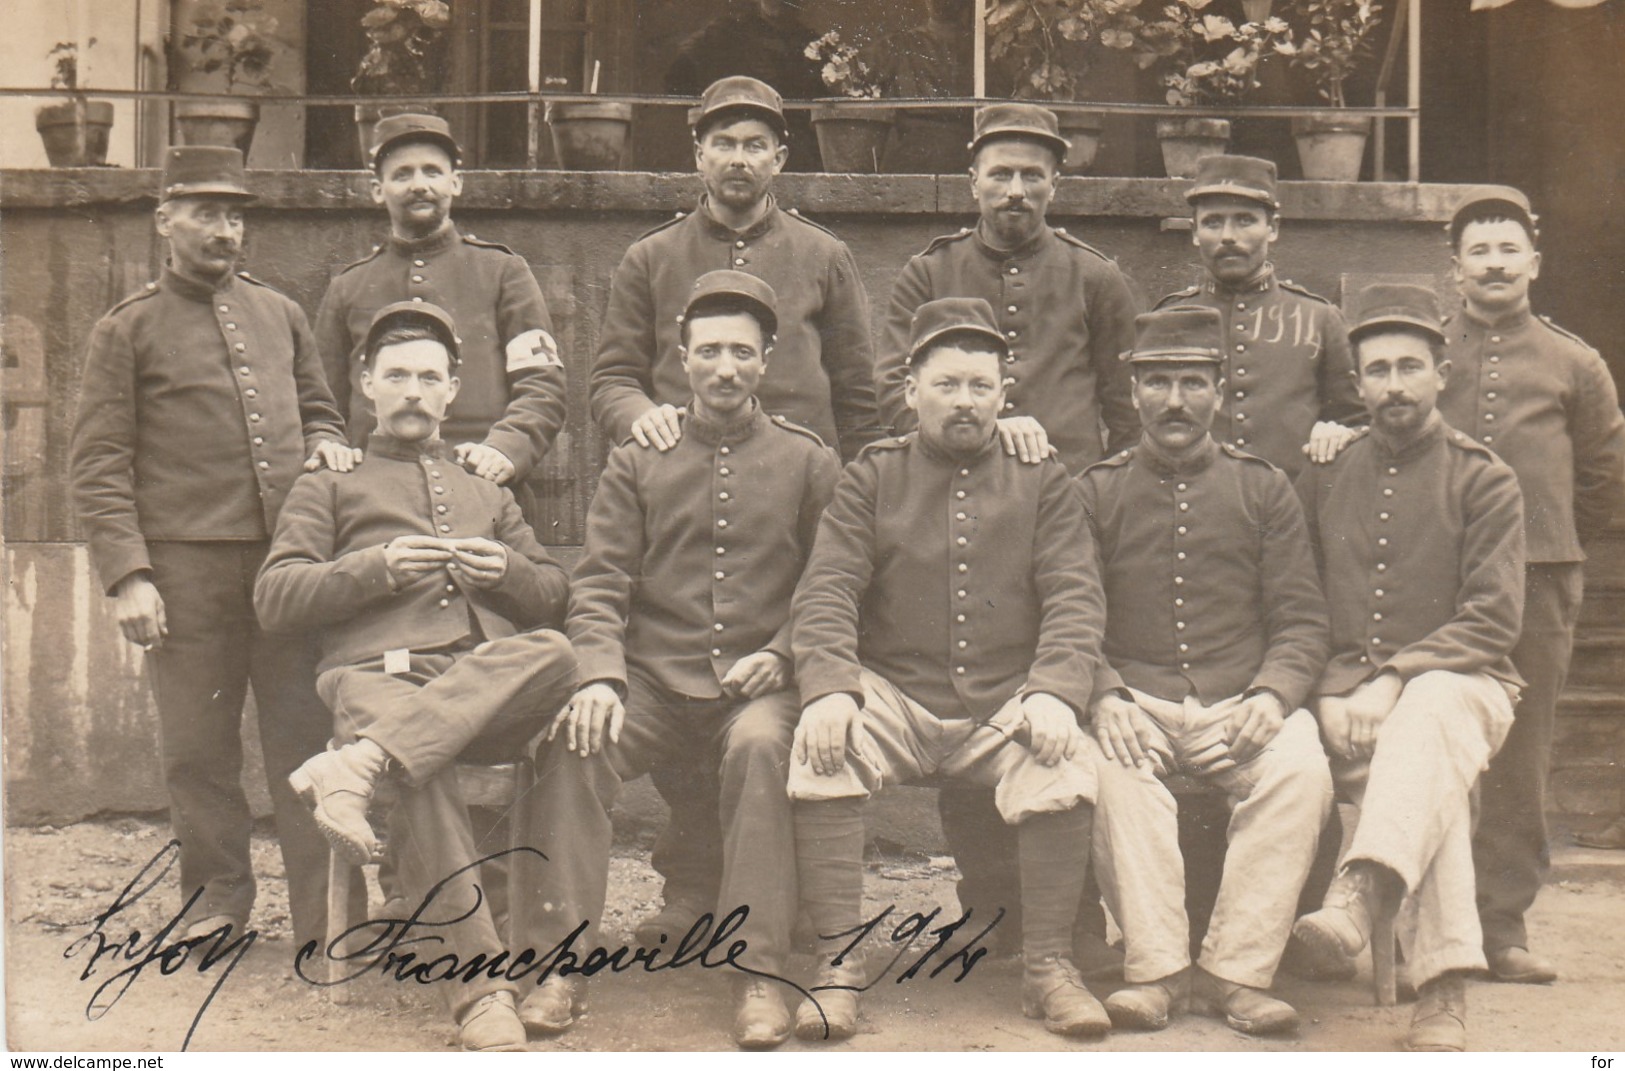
99, 549, 154, 596
1247, 676, 1306, 712
340, 545, 394, 596
481, 431, 535, 479
1022, 672, 1091, 721
798, 664, 865, 711
574, 650, 628, 690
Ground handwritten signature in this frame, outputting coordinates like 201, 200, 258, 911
66, 842, 1002, 1048
63, 840, 256, 1051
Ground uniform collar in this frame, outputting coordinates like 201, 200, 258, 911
1205, 262, 1276, 297
366, 431, 452, 462
697, 195, 780, 242
1458, 300, 1533, 332
388, 224, 460, 258
162, 266, 237, 302
1138, 432, 1219, 477
1369, 409, 1446, 461
686, 398, 765, 445
972, 220, 1053, 263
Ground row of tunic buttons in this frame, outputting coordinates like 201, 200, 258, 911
1482, 336, 1503, 445
713, 444, 734, 654
954, 467, 973, 676
1174, 480, 1193, 670
423, 458, 455, 608
221, 304, 273, 473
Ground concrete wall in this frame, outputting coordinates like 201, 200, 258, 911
3, 169, 1618, 827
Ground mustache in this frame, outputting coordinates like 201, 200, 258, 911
1475, 270, 1515, 283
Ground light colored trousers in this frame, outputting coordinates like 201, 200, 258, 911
1334, 669, 1515, 988
1093, 689, 1333, 989
787, 669, 1099, 822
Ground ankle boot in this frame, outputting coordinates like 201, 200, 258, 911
795, 950, 869, 1042
1023, 953, 1111, 1037
1406, 972, 1466, 1051
288, 738, 389, 864
1290, 861, 1388, 961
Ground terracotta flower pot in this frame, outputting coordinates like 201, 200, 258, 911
1155, 117, 1231, 179
175, 99, 260, 156
810, 104, 895, 174
545, 101, 633, 171
1291, 112, 1371, 182
1055, 109, 1106, 174
882, 108, 968, 175
35, 100, 114, 167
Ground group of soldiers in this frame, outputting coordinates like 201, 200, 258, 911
67, 73, 1624, 1053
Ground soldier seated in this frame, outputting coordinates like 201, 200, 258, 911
256, 302, 577, 1051
525, 271, 840, 1049
789, 297, 1110, 1041
1290, 284, 1527, 1052
1083, 306, 1333, 1037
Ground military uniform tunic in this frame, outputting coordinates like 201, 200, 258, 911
1295, 413, 1525, 697
568, 402, 841, 697
68, 265, 347, 947
315, 226, 566, 482
1156, 266, 1363, 479
1078, 436, 1327, 711
589, 197, 880, 461
793, 434, 1104, 722
877, 224, 1140, 474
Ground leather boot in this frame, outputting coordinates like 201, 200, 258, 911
1406, 972, 1467, 1051
519, 975, 582, 1035
1022, 953, 1111, 1037
733, 977, 792, 1050
287, 738, 389, 865
1191, 967, 1300, 1036
1290, 861, 1388, 962
1105, 969, 1189, 1031
458, 990, 528, 1051
795, 951, 869, 1042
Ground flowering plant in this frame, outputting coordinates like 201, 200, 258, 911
168, 0, 281, 92
1099, 0, 1290, 106
1276, 0, 1383, 107
985, 0, 1110, 100
353, 0, 452, 96
804, 31, 885, 99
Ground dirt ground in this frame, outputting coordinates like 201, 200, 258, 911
4, 815, 1624, 1054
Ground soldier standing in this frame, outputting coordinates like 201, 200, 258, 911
69, 147, 354, 949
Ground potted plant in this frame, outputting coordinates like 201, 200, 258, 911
1099, 1, 1290, 177
352, 0, 452, 160
167, 0, 281, 154
1277, 0, 1383, 181
804, 30, 895, 174
35, 41, 115, 168
985, 0, 1109, 173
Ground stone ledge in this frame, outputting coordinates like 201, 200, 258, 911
1, 168, 1476, 222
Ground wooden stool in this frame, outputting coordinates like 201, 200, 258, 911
322, 758, 538, 1003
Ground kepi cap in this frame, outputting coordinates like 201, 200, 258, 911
969, 102, 1070, 161
1449, 184, 1536, 244
370, 112, 462, 169
1123, 306, 1224, 364
1347, 282, 1446, 344
689, 76, 788, 140
679, 269, 779, 339
1185, 154, 1279, 210
160, 146, 254, 202
362, 300, 462, 366
907, 296, 1008, 365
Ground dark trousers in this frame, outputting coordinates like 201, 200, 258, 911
1474, 561, 1583, 953
938, 786, 1108, 949
145, 540, 334, 947
316, 628, 576, 1018
532, 669, 800, 975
